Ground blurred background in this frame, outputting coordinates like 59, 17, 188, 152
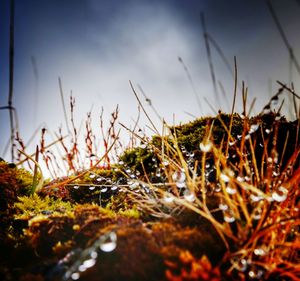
0, 0, 300, 163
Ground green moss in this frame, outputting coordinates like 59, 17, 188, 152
14, 194, 74, 219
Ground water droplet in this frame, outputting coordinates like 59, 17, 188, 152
245, 134, 251, 140
90, 251, 98, 259
231, 257, 248, 272
259, 142, 264, 148
237, 176, 244, 183
272, 186, 288, 202
215, 183, 222, 192
100, 187, 108, 193
184, 189, 195, 202
249, 268, 264, 279
89, 186, 95, 190
252, 208, 262, 220
100, 232, 117, 252
162, 160, 169, 166
237, 134, 242, 140
226, 185, 236, 195
176, 181, 186, 189
125, 168, 132, 174
96, 177, 104, 182
220, 173, 230, 183
83, 258, 96, 269
111, 185, 118, 191
172, 170, 186, 183
254, 248, 266, 256
249, 124, 259, 134
199, 140, 212, 152
219, 202, 228, 211
163, 193, 174, 203
250, 194, 263, 202
73, 185, 79, 190
118, 160, 124, 165
129, 181, 139, 189
71, 272, 80, 280
229, 140, 236, 146
265, 128, 271, 134
205, 163, 210, 169
224, 211, 235, 223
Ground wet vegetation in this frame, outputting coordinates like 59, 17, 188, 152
0, 84, 299, 280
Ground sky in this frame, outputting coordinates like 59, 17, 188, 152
1, 0, 300, 161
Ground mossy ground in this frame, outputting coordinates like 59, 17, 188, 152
0, 112, 299, 281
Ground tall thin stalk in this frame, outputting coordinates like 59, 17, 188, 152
8, 0, 15, 162
200, 12, 219, 102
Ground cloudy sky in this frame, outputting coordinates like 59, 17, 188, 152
1, 0, 300, 159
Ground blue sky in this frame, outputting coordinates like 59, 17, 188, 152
1, 0, 300, 160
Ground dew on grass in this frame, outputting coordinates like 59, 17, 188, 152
111, 185, 118, 191
226, 185, 237, 195
99, 231, 117, 252
252, 207, 262, 220
272, 186, 288, 202
71, 272, 80, 280
73, 185, 79, 190
219, 202, 228, 211
172, 170, 186, 183
249, 124, 259, 134
183, 189, 195, 202
199, 140, 212, 152
100, 187, 108, 193
163, 193, 174, 203
89, 173, 96, 179
224, 211, 235, 223
89, 186, 95, 190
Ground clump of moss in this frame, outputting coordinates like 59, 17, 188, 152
14, 194, 74, 220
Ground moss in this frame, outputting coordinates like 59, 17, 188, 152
14, 194, 74, 220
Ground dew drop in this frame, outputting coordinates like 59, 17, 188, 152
220, 173, 230, 183
163, 193, 174, 203
272, 186, 288, 202
176, 181, 186, 189
100, 232, 117, 252
199, 140, 212, 152
250, 194, 263, 202
89, 173, 96, 179
111, 185, 118, 191
83, 258, 96, 269
129, 181, 139, 189
219, 202, 228, 211
237, 176, 244, 183
100, 187, 108, 193
73, 185, 79, 190
226, 185, 236, 195
90, 251, 98, 259
89, 186, 95, 190
172, 170, 186, 183
265, 128, 271, 134
71, 272, 80, 280
183, 189, 195, 202
249, 124, 259, 134
162, 160, 169, 166
252, 208, 262, 220
249, 268, 264, 279
229, 140, 236, 146
231, 257, 248, 272
224, 211, 235, 223
254, 248, 266, 256
118, 160, 124, 165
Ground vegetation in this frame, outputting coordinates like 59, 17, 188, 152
0, 82, 299, 281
